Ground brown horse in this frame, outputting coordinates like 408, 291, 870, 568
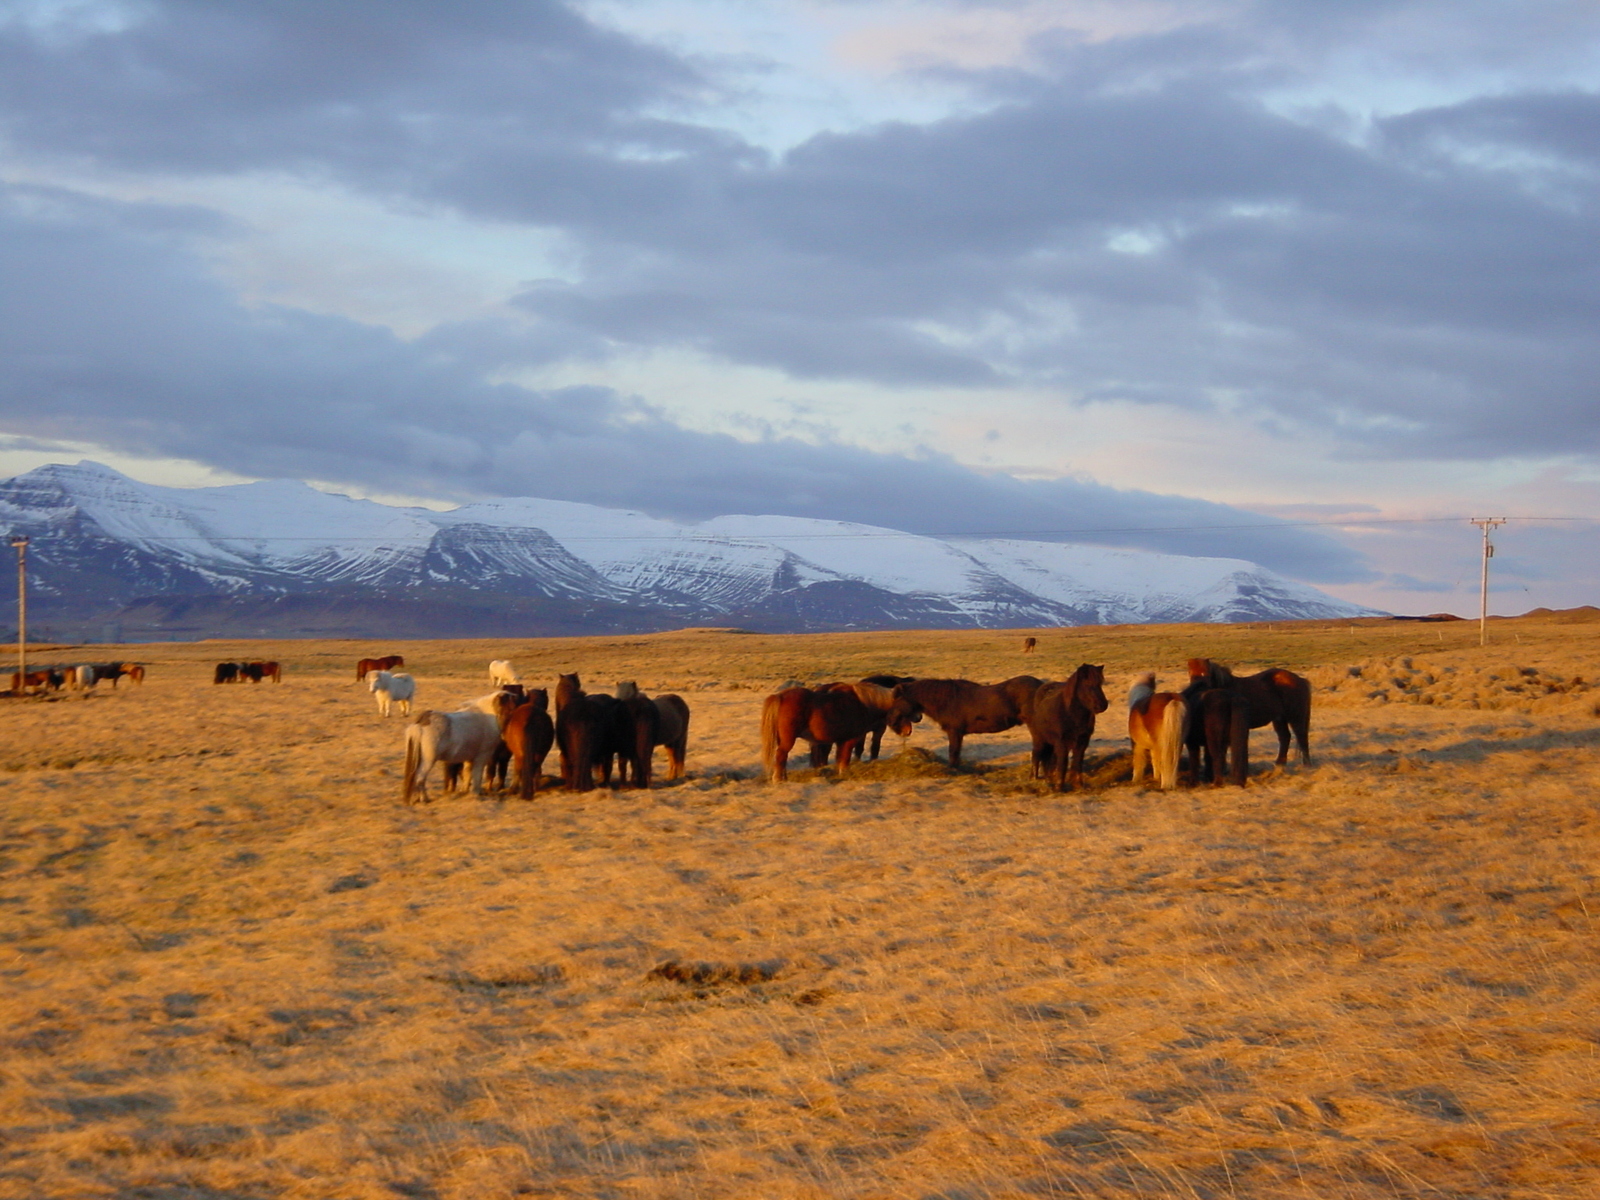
555, 673, 616, 792
1026, 664, 1109, 791
118, 663, 146, 685
616, 682, 692, 781
356, 654, 404, 681
761, 683, 904, 781
888, 675, 1043, 768
1022, 636, 1037, 653
502, 689, 555, 798
1185, 658, 1312, 784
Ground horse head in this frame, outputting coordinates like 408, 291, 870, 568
887, 684, 924, 735
1078, 664, 1110, 714
527, 687, 550, 714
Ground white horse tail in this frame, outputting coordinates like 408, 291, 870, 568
402, 723, 422, 805
1156, 697, 1187, 790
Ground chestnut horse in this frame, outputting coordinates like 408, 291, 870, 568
761, 682, 906, 781
356, 654, 404, 682
1127, 672, 1188, 790
1185, 658, 1312, 785
888, 675, 1043, 768
1026, 664, 1109, 791
502, 689, 555, 798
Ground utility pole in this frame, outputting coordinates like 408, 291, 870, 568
1470, 518, 1505, 647
8, 535, 26, 693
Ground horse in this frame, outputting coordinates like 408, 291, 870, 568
368, 670, 415, 717
488, 660, 520, 687
119, 663, 146, 685
11, 669, 62, 693
238, 661, 264, 683
851, 675, 915, 762
555, 673, 609, 792
761, 682, 907, 781
653, 694, 691, 780
502, 689, 555, 798
604, 685, 662, 789
888, 675, 1043, 768
1026, 664, 1109, 791
1182, 686, 1249, 787
356, 654, 404, 682
446, 689, 524, 791
213, 662, 239, 685
1127, 672, 1187, 790
1023, 636, 1037, 653
73, 664, 96, 690
242, 661, 279, 683
401, 706, 505, 803
91, 662, 126, 687
1185, 659, 1312, 784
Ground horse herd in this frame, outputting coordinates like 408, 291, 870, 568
373, 658, 692, 805
213, 660, 281, 684
10, 661, 144, 693
761, 657, 1312, 792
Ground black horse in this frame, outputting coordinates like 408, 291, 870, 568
1026, 664, 1109, 791
888, 675, 1043, 768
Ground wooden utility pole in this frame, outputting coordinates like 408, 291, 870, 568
8, 535, 26, 693
1470, 518, 1505, 646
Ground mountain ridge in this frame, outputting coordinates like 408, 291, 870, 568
0, 461, 1382, 640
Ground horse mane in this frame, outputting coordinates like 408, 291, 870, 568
1128, 671, 1156, 710
849, 681, 897, 710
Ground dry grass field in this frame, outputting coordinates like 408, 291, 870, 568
4, 614, 1600, 1200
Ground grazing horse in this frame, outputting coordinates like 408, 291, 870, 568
1023, 636, 1037, 653
502, 689, 556, 798
119, 663, 146, 685
239, 662, 264, 683
1026, 664, 1109, 791
213, 662, 239, 685
12, 669, 63, 693
488, 659, 519, 687
401, 706, 505, 803
851, 675, 915, 762
1127, 672, 1188, 790
356, 654, 404, 682
888, 675, 1043, 768
760, 682, 907, 781
368, 670, 415, 717
1185, 659, 1312, 785
1181, 685, 1248, 787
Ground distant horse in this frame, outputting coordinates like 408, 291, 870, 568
1023, 637, 1037, 653
1127, 672, 1187, 790
356, 654, 404, 682
368, 670, 415, 717
12, 669, 63, 693
213, 662, 239, 685
119, 663, 146, 685
1026, 664, 1109, 791
1185, 659, 1312, 785
73, 664, 96, 690
91, 662, 126, 687
238, 662, 264, 684
239, 660, 279, 683
489, 660, 520, 687
502, 689, 555, 798
888, 675, 1043, 768
402, 706, 504, 803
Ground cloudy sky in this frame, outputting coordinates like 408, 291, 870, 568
2, 0, 1597, 613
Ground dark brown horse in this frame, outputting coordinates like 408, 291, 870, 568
888, 675, 1043, 768
605, 690, 662, 789
555, 673, 608, 792
1182, 685, 1250, 787
356, 654, 404, 681
1022, 636, 1037, 653
1185, 658, 1312, 785
1026, 664, 1109, 791
213, 661, 239, 684
503, 689, 555, 798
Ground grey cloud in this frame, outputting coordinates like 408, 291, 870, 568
0, 185, 1370, 581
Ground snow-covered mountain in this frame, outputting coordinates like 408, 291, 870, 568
0, 461, 1380, 639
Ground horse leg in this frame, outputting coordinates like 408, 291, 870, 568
1273, 718, 1291, 765
1296, 718, 1312, 765
835, 738, 861, 776
1069, 732, 1091, 790
947, 729, 964, 768
809, 740, 830, 769
1230, 714, 1250, 786
868, 726, 883, 761
773, 741, 790, 782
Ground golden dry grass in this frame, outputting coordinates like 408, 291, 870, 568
3, 615, 1600, 1199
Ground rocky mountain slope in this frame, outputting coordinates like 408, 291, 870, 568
0, 462, 1380, 639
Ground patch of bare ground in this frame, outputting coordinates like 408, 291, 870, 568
3, 616, 1600, 1198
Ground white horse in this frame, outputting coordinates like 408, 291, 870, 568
488, 660, 520, 687
73, 664, 96, 690
402, 707, 505, 802
369, 670, 415, 717
1128, 672, 1187, 791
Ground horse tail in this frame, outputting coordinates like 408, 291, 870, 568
1157, 698, 1186, 790
402, 724, 421, 805
760, 694, 780, 781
